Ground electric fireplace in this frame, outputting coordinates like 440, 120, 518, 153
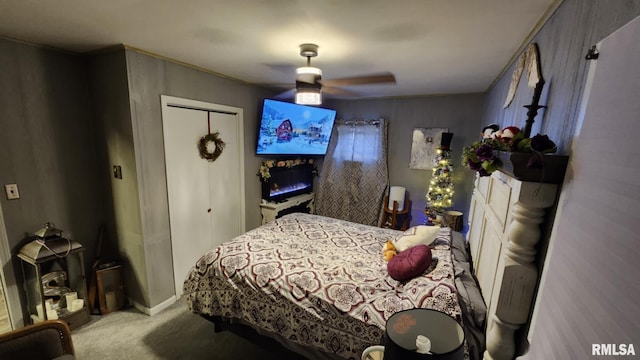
262, 164, 313, 202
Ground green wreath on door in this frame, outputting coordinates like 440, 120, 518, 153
198, 131, 226, 162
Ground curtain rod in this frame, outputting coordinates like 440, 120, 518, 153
167, 103, 237, 116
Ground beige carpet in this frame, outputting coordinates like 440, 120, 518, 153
71, 298, 306, 359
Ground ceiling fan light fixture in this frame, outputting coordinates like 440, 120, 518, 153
296, 66, 322, 84
296, 66, 322, 76
295, 88, 322, 105
299, 43, 319, 58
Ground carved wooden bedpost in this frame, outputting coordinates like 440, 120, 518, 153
484, 182, 557, 360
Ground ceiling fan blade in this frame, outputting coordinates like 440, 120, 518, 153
272, 88, 295, 100
320, 72, 396, 87
322, 86, 360, 97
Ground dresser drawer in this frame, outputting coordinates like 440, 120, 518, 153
475, 218, 502, 308
476, 174, 491, 199
487, 175, 512, 232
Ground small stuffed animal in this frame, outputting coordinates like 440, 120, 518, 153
496, 126, 520, 143
382, 240, 398, 261
481, 124, 499, 139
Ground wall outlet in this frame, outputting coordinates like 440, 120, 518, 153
113, 165, 122, 179
5, 184, 19, 200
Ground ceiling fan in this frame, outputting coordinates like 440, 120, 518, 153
275, 43, 396, 105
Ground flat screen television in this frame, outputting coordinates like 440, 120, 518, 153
256, 99, 337, 156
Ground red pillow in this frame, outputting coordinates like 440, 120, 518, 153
387, 244, 432, 281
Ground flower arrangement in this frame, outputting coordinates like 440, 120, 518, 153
462, 125, 557, 177
257, 158, 318, 182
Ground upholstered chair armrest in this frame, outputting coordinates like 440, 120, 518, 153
0, 319, 75, 360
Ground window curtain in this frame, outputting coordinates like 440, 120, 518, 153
315, 119, 389, 226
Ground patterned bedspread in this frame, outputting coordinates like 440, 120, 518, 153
183, 213, 461, 360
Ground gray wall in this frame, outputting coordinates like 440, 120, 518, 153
86, 49, 145, 306
480, 0, 640, 357
0, 38, 104, 324
484, 0, 640, 155
115, 48, 271, 308
327, 94, 484, 228
0, 39, 276, 311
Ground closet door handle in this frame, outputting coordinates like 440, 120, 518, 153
207, 209, 211, 213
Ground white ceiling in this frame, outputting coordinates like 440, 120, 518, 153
0, 0, 559, 99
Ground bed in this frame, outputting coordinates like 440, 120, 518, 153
183, 212, 486, 360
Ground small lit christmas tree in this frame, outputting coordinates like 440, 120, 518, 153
425, 133, 454, 224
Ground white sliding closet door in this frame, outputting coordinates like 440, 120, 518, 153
161, 96, 245, 297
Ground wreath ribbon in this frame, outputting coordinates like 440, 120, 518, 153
198, 112, 225, 162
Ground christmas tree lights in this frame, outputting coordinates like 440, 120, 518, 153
425, 134, 455, 224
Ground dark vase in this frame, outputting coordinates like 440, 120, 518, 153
495, 151, 569, 184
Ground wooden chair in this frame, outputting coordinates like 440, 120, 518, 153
0, 320, 75, 359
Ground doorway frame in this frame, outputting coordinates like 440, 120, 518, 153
0, 202, 22, 329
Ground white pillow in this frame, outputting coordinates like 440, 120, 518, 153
394, 225, 440, 252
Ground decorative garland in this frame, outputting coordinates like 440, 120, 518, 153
198, 131, 226, 162
257, 158, 317, 182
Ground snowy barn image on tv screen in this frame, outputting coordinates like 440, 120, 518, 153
256, 99, 337, 156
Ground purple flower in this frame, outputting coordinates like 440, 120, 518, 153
467, 160, 482, 171
475, 145, 495, 161
530, 134, 557, 153
478, 168, 490, 177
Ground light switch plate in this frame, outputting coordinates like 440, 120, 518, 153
113, 165, 122, 179
5, 184, 19, 200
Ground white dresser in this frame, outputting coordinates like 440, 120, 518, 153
467, 171, 559, 360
